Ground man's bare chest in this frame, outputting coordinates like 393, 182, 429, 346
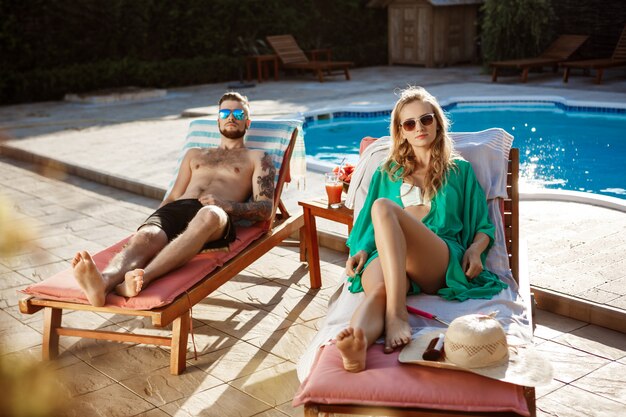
191, 149, 253, 174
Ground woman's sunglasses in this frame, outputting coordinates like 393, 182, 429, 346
218, 109, 246, 120
400, 113, 435, 131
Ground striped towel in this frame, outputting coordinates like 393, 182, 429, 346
165, 119, 306, 198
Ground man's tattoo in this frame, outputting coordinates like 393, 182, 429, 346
258, 153, 276, 199
261, 152, 274, 171
229, 200, 272, 221
230, 153, 275, 221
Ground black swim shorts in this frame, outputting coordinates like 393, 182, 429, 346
139, 199, 236, 250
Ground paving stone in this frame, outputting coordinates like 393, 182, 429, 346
17, 259, 71, 282
247, 324, 317, 363
54, 361, 117, 397
159, 383, 271, 417
60, 383, 154, 417
191, 340, 286, 383
0, 321, 42, 354
0, 270, 33, 289
87, 345, 173, 382
571, 361, 626, 405
230, 361, 300, 407
535, 339, 609, 384
122, 364, 222, 406
554, 324, 626, 361
537, 384, 623, 417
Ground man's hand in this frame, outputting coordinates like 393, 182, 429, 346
345, 250, 368, 277
199, 194, 229, 210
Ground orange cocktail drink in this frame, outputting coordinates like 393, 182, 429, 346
324, 172, 343, 208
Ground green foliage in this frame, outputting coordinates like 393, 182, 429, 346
4, 56, 238, 103
0, 0, 387, 104
481, 0, 556, 64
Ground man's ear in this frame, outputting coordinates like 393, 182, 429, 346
246, 119, 251, 129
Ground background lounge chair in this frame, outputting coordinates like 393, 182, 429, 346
491, 34, 589, 82
266, 34, 353, 82
19, 119, 305, 375
561, 25, 626, 84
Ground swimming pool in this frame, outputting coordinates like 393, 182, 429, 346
303, 101, 626, 199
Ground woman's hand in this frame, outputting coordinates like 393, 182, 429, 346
345, 250, 368, 277
462, 245, 483, 280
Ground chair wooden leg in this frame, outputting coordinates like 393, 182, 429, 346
563, 67, 570, 83
316, 69, 324, 82
304, 405, 319, 416
42, 307, 62, 360
595, 69, 604, 84
521, 68, 529, 83
170, 310, 190, 375
299, 226, 306, 262
525, 387, 537, 417
344, 67, 351, 80
491, 67, 498, 82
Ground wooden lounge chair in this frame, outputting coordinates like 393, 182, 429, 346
295, 130, 538, 416
266, 34, 353, 82
561, 25, 626, 84
19, 119, 305, 375
491, 34, 589, 82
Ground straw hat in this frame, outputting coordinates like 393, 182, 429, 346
399, 313, 553, 387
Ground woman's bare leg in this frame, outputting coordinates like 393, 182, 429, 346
336, 258, 387, 372
371, 198, 449, 351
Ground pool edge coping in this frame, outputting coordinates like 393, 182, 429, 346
302, 96, 626, 206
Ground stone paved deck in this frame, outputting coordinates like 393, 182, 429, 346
1, 156, 625, 416
1, 65, 625, 415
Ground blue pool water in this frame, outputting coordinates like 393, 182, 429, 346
303, 102, 626, 199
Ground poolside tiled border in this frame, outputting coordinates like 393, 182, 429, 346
302, 97, 626, 128
303, 98, 626, 208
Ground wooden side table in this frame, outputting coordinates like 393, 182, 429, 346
246, 54, 279, 83
298, 198, 354, 289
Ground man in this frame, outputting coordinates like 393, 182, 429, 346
72, 92, 275, 307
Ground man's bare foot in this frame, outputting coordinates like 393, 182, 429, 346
384, 315, 412, 353
114, 269, 144, 298
72, 251, 107, 307
336, 327, 367, 372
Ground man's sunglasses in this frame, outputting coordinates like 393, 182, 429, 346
218, 109, 246, 120
400, 113, 435, 131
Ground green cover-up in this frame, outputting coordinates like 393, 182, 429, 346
345, 159, 508, 301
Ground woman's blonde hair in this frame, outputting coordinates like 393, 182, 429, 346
383, 86, 457, 200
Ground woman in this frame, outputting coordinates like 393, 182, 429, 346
336, 86, 507, 372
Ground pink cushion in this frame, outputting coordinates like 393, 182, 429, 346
21, 225, 265, 310
293, 343, 530, 416
359, 136, 378, 155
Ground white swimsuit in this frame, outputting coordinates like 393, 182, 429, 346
400, 183, 429, 207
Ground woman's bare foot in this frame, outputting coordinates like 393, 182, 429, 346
384, 315, 412, 353
114, 269, 144, 298
336, 327, 367, 372
72, 251, 107, 307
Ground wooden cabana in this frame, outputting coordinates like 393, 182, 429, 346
368, 0, 482, 67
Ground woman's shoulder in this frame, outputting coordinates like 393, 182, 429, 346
449, 156, 472, 174
451, 156, 469, 167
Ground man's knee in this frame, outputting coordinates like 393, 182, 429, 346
193, 205, 228, 231
133, 225, 168, 249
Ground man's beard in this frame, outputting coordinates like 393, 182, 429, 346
220, 125, 247, 139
